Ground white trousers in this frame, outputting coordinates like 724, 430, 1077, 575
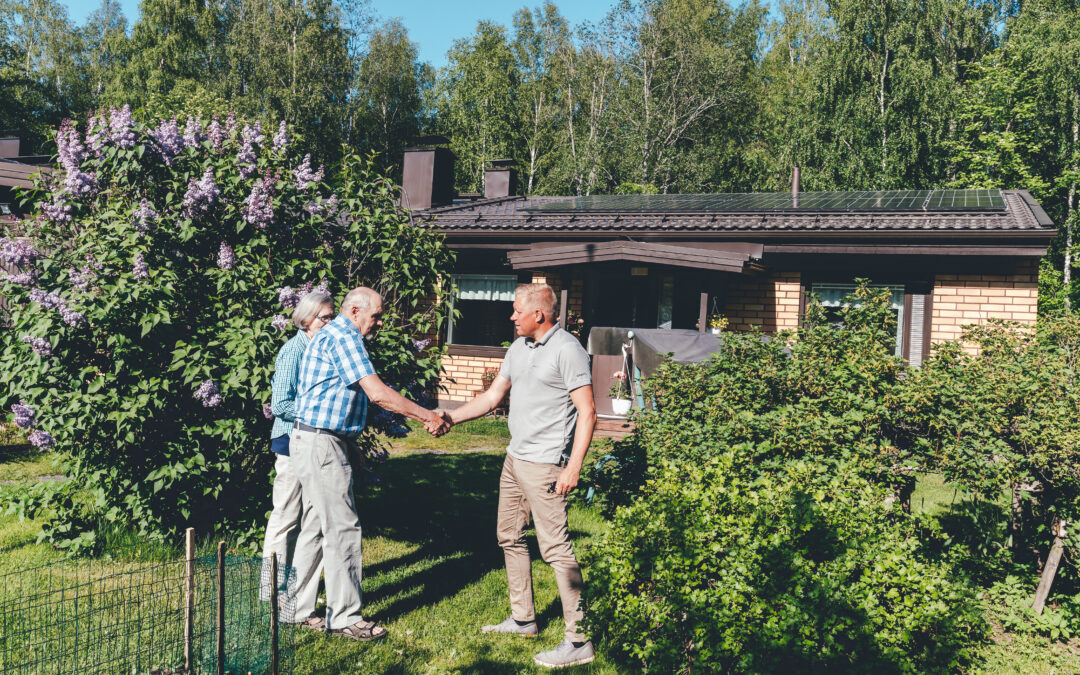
290, 428, 365, 630
261, 453, 323, 621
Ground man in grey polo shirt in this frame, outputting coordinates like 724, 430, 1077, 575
442, 283, 597, 669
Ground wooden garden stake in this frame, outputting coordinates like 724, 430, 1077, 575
1032, 519, 1067, 615
217, 541, 226, 675
270, 553, 280, 675
184, 527, 195, 673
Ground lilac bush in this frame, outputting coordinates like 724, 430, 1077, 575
0, 112, 453, 553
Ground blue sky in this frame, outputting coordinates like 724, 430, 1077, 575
58, 0, 617, 68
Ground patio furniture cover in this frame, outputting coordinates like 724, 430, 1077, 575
586, 327, 723, 377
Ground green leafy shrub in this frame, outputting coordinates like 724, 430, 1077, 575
584, 454, 985, 673
590, 282, 914, 513
900, 316, 1080, 561
0, 110, 452, 552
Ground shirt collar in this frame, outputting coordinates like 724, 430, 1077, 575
526, 323, 561, 348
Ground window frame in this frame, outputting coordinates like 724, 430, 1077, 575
446, 273, 520, 348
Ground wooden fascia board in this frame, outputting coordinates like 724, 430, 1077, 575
441, 228, 1058, 241
764, 244, 1050, 256
507, 240, 751, 266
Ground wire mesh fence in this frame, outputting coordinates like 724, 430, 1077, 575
0, 542, 299, 674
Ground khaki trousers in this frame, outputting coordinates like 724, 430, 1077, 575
290, 428, 365, 630
260, 453, 323, 621
497, 454, 585, 642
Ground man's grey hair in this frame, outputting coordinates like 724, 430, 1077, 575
341, 286, 382, 313
516, 283, 558, 317
292, 290, 333, 329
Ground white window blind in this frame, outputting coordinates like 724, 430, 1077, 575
454, 275, 517, 302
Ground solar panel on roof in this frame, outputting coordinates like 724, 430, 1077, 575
521, 189, 1007, 214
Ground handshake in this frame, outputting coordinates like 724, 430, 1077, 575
424, 408, 453, 437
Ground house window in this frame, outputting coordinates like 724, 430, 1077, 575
812, 283, 906, 357
448, 274, 518, 347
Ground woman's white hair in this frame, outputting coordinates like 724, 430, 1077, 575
292, 290, 333, 329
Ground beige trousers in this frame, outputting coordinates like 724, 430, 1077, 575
260, 453, 323, 621
497, 454, 585, 642
290, 428, 365, 630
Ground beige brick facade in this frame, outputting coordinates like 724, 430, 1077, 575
722, 271, 802, 333
930, 259, 1039, 344
439, 354, 506, 403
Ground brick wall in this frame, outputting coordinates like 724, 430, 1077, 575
439, 354, 506, 404
930, 258, 1039, 344
722, 271, 802, 333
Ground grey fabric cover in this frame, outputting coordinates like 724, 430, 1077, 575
586, 327, 723, 377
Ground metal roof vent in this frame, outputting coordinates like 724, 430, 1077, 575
484, 159, 517, 199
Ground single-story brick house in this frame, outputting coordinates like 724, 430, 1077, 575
401, 144, 1056, 427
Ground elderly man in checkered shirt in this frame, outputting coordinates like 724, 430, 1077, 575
289, 286, 449, 641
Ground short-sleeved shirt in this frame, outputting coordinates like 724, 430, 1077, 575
499, 323, 592, 464
294, 314, 377, 437
269, 330, 310, 443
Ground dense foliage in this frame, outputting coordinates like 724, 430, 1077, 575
0, 110, 452, 552
584, 455, 985, 673
590, 284, 914, 513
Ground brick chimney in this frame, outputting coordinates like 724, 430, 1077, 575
0, 136, 20, 159
402, 136, 455, 210
484, 159, 517, 199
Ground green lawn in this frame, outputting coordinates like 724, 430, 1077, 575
3, 420, 1080, 673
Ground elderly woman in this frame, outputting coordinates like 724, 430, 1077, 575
263, 289, 334, 627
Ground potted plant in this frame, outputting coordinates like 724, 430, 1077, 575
707, 313, 728, 336
609, 370, 631, 416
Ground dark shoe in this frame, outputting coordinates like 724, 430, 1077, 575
480, 616, 538, 637
295, 615, 326, 631
332, 619, 387, 641
534, 639, 596, 668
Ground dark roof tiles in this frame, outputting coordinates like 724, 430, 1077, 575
420, 190, 1052, 234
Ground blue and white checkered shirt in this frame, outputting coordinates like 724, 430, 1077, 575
269, 330, 310, 440
294, 314, 377, 437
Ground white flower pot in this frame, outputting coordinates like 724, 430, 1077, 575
709, 327, 721, 335
611, 398, 632, 416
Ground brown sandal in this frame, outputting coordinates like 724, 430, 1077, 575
332, 619, 387, 641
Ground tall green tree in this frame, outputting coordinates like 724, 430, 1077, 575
436, 21, 520, 193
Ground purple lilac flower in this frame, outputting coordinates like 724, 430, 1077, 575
293, 154, 324, 190
277, 287, 299, 309
225, 111, 238, 137
0, 238, 40, 268
29, 288, 63, 310
56, 120, 87, 172
242, 177, 274, 227
184, 116, 205, 147
21, 335, 51, 356
3, 272, 37, 285
194, 380, 223, 408
207, 116, 226, 151
28, 430, 55, 449
217, 242, 235, 270
85, 115, 106, 157
182, 168, 221, 217
271, 314, 289, 330
65, 169, 98, 197
272, 121, 288, 152
109, 105, 137, 149
134, 199, 158, 232
69, 266, 93, 291
262, 404, 274, 420
148, 118, 184, 164
11, 400, 34, 429
412, 338, 432, 352
42, 198, 73, 223
59, 306, 85, 327
133, 253, 149, 280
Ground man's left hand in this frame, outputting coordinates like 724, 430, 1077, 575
554, 464, 581, 495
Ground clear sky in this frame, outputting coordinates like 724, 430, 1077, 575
58, 0, 618, 69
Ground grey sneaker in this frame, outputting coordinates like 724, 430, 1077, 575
480, 616, 538, 637
534, 639, 596, 669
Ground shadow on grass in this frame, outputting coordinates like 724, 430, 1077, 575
934, 498, 1011, 582
355, 452, 507, 621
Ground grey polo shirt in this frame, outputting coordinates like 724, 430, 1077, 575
499, 323, 593, 464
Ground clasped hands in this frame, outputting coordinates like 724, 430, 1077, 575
424, 408, 453, 437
